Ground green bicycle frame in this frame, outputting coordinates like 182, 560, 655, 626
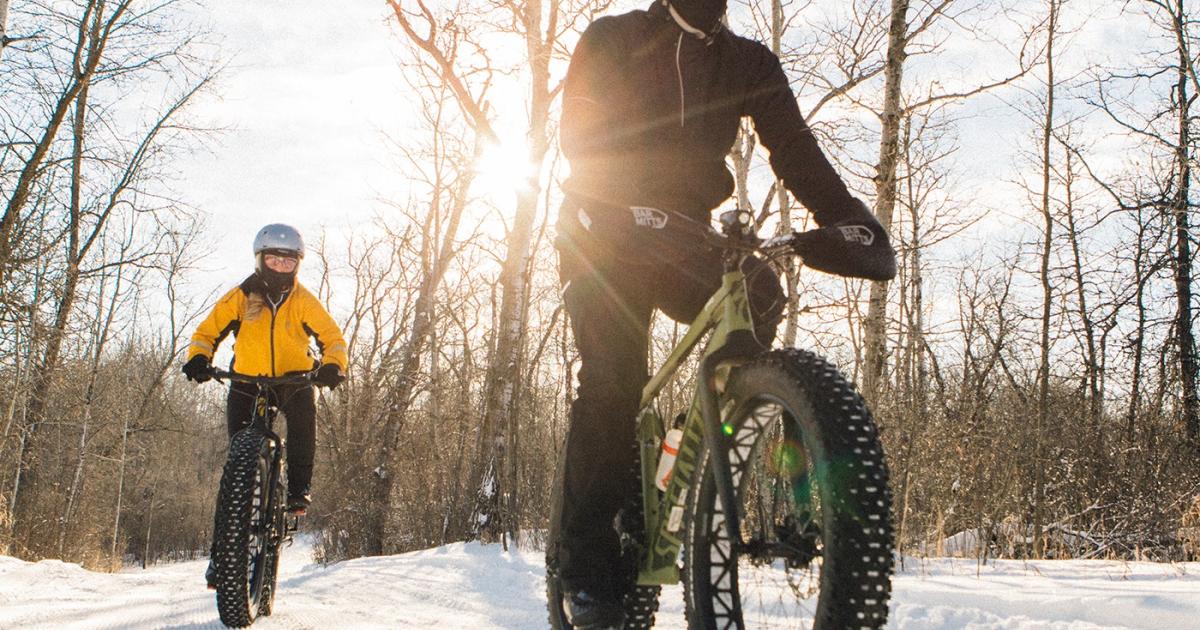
636, 262, 756, 585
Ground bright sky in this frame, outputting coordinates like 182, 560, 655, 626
180, 2, 407, 293
175, 0, 1150, 317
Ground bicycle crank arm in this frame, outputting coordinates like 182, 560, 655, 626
283, 515, 300, 546
735, 537, 820, 566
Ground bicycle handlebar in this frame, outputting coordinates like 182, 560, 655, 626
700, 208, 897, 282
683, 210, 820, 259
207, 369, 316, 387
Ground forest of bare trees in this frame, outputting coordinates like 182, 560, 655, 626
2, 0, 1199, 572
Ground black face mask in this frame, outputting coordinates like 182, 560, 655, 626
257, 268, 295, 294
669, 0, 726, 36
254, 252, 297, 296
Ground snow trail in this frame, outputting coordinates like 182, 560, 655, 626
1, 541, 1197, 628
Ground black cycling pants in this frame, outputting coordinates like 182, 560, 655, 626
553, 226, 783, 588
226, 381, 316, 492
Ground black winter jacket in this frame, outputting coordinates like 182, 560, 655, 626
561, 2, 857, 228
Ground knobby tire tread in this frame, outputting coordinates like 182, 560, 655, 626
212, 430, 271, 628
683, 348, 894, 629
546, 436, 661, 629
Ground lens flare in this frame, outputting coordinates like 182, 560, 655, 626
767, 439, 805, 478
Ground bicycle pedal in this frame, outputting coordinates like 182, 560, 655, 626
282, 515, 300, 546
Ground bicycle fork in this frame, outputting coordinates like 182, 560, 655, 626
263, 431, 291, 545
637, 266, 759, 585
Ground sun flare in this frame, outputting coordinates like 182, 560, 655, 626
472, 140, 537, 201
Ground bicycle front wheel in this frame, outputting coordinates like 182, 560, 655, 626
256, 451, 286, 617
212, 430, 274, 628
683, 349, 893, 629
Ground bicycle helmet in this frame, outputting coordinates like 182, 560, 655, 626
253, 223, 305, 258
252, 224, 304, 290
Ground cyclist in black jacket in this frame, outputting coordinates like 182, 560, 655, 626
553, 1, 895, 627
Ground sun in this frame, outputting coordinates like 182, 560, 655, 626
472, 138, 537, 201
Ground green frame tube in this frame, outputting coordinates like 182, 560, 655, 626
636, 267, 756, 585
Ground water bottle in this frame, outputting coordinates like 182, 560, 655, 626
655, 427, 684, 491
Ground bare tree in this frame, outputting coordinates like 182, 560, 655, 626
387, 0, 605, 545
1030, 0, 1061, 558
9, 76, 212, 554
860, 0, 1036, 402
1, 0, 219, 560
1085, 0, 1199, 444
368, 77, 475, 555
0, 1, 129, 281
860, 0, 914, 402
1160, 0, 1200, 444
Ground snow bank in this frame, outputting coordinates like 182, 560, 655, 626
1, 541, 1198, 628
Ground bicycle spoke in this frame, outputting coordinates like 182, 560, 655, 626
684, 350, 894, 629
732, 401, 823, 627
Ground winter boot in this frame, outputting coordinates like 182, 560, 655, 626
286, 486, 311, 515
562, 585, 624, 629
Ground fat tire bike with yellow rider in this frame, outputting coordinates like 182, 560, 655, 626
206, 369, 314, 628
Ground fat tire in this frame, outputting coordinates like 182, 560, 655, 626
683, 349, 894, 629
212, 430, 272, 628
257, 454, 286, 617
546, 437, 661, 629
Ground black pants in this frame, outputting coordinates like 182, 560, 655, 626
226, 381, 316, 493
553, 214, 783, 588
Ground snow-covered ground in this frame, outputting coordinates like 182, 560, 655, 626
1, 540, 1197, 629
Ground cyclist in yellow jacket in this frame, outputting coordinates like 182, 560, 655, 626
182, 224, 347, 515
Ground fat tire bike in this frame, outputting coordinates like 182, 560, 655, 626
546, 209, 894, 629
207, 369, 313, 628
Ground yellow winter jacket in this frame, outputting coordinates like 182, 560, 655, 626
187, 277, 348, 377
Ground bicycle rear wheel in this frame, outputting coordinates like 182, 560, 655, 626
546, 439, 660, 630
683, 349, 893, 629
212, 430, 274, 628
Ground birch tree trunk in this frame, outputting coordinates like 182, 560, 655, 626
730, 120, 756, 212
1032, 0, 1059, 560
475, 0, 557, 544
770, 0, 800, 347
862, 0, 909, 402
0, 0, 9, 61
10, 12, 100, 547
1169, 0, 1199, 444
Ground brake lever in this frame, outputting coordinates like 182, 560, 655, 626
761, 231, 814, 259
761, 232, 798, 252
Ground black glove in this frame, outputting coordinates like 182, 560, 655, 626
182, 355, 212, 383
315, 363, 345, 389
796, 199, 897, 281
569, 202, 709, 265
